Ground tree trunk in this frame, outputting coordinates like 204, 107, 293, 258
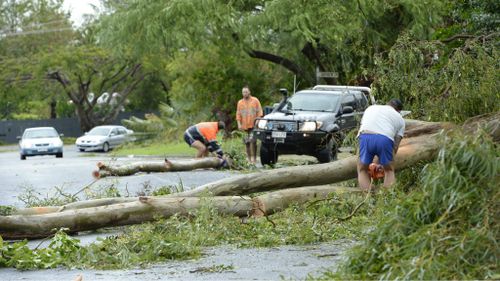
94, 157, 225, 178
13, 198, 138, 216
0, 185, 358, 239
176, 134, 437, 197
175, 113, 498, 197
251, 185, 361, 217
3, 113, 497, 239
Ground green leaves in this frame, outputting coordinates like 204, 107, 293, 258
337, 132, 499, 280
372, 34, 499, 122
0, 229, 83, 269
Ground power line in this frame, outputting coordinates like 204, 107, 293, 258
0, 19, 72, 35
0, 27, 74, 37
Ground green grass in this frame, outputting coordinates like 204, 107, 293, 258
113, 141, 193, 157
62, 137, 76, 145
112, 136, 247, 158
1, 192, 372, 270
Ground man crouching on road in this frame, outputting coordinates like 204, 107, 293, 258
184, 121, 225, 158
357, 99, 405, 190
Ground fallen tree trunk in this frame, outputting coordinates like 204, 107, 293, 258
17, 114, 496, 215
251, 185, 361, 217
175, 112, 499, 197
93, 119, 444, 178
3, 113, 496, 238
13, 198, 138, 216
94, 157, 225, 178
0, 185, 358, 239
176, 134, 438, 196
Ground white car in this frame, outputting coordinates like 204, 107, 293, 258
18, 127, 64, 160
75, 125, 134, 152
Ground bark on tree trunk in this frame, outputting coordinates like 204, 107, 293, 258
13, 198, 138, 216
2, 113, 497, 239
175, 113, 498, 197
0, 185, 358, 239
94, 157, 225, 178
176, 133, 438, 197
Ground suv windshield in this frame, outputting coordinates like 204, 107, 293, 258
88, 127, 111, 136
24, 129, 58, 139
282, 91, 341, 112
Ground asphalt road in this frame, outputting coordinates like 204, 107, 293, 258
0, 145, 235, 207
0, 145, 351, 280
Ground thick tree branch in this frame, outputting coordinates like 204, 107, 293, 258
46, 71, 77, 101
246, 50, 303, 76
101, 72, 148, 124
107, 64, 142, 98
440, 33, 499, 43
301, 42, 337, 84
98, 64, 128, 95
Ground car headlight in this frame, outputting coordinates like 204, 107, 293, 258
21, 142, 33, 149
299, 121, 322, 132
53, 140, 63, 147
256, 119, 268, 129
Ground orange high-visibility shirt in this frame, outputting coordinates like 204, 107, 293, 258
236, 96, 263, 130
195, 122, 219, 142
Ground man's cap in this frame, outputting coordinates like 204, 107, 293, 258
389, 98, 403, 112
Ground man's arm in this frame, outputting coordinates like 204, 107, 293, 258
236, 101, 242, 130
207, 141, 223, 157
393, 135, 402, 154
393, 118, 405, 154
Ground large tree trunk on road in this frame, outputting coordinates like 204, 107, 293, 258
3, 113, 497, 239
175, 113, 498, 197
0, 185, 358, 239
176, 134, 438, 197
13, 198, 138, 216
93, 119, 448, 179
94, 157, 226, 178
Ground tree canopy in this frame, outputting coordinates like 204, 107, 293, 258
0, 0, 498, 130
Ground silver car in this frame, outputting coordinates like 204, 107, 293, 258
75, 125, 134, 152
18, 127, 64, 160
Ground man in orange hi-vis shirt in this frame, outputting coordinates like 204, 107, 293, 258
184, 121, 225, 158
236, 86, 263, 164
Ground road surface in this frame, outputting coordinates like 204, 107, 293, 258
0, 145, 350, 280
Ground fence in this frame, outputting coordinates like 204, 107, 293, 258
0, 111, 148, 144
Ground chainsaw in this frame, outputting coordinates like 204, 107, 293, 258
368, 163, 384, 180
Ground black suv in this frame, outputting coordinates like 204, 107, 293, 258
253, 85, 374, 165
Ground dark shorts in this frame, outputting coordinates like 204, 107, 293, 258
243, 129, 256, 144
359, 134, 394, 166
184, 127, 203, 146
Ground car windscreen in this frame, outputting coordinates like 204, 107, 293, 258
282, 92, 341, 112
88, 127, 111, 136
23, 129, 58, 139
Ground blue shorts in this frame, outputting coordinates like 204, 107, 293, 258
359, 134, 394, 166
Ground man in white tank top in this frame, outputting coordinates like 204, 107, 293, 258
357, 99, 405, 190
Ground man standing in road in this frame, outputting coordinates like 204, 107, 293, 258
357, 99, 405, 190
236, 86, 263, 164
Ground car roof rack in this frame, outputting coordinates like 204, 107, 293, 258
312, 85, 371, 92
312, 85, 375, 104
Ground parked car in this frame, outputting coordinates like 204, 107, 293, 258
75, 125, 134, 152
253, 85, 375, 165
18, 127, 64, 160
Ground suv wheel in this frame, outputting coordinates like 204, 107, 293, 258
20, 154, 26, 160
316, 139, 338, 163
260, 144, 278, 166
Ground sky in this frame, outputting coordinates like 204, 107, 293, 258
62, 0, 101, 27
